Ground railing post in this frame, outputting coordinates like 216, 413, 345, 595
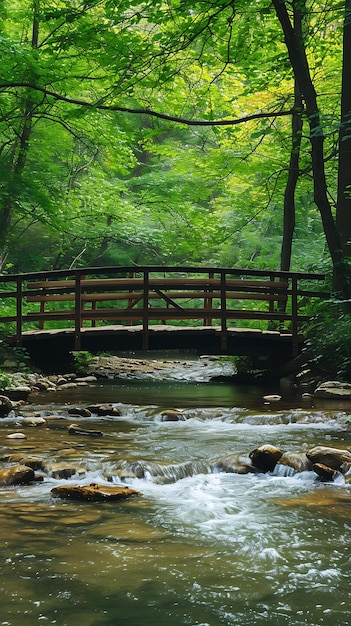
74, 271, 82, 351
204, 271, 214, 326
269, 273, 275, 315
16, 277, 23, 347
291, 275, 298, 357
143, 270, 149, 350
39, 278, 47, 330
220, 270, 227, 352
128, 271, 135, 326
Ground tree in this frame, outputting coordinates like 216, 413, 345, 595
273, 0, 351, 298
336, 0, 351, 259
0, 0, 348, 286
280, 1, 304, 272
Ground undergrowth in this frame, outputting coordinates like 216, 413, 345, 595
304, 299, 351, 380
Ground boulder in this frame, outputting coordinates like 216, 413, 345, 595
249, 444, 283, 472
278, 452, 313, 472
67, 407, 92, 417
306, 446, 351, 471
4, 386, 31, 401
51, 483, 140, 502
48, 462, 86, 479
68, 423, 103, 437
212, 454, 256, 474
19, 417, 47, 427
34, 379, 52, 391
160, 409, 185, 422
314, 381, 351, 399
0, 465, 35, 486
86, 404, 122, 416
1, 455, 45, 471
0, 395, 13, 417
312, 463, 339, 482
57, 382, 77, 390
75, 376, 97, 383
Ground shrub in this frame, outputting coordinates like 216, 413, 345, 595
304, 299, 351, 380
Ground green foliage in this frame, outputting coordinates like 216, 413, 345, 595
219, 355, 252, 373
0, 327, 31, 372
71, 350, 94, 372
0, 370, 14, 390
0, 0, 345, 278
304, 299, 351, 380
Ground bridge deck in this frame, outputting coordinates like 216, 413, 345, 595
16, 324, 301, 371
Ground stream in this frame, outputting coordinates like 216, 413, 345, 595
0, 357, 350, 626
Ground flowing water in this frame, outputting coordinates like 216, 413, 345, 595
0, 358, 350, 626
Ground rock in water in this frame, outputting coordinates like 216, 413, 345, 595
0, 395, 13, 417
263, 394, 281, 402
86, 404, 122, 416
67, 407, 92, 417
212, 454, 256, 474
51, 483, 140, 502
306, 446, 351, 471
314, 381, 351, 399
68, 423, 103, 437
249, 444, 283, 472
313, 463, 339, 482
160, 409, 185, 422
278, 452, 313, 472
0, 465, 35, 486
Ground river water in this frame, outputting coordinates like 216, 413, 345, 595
0, 358, 350, 626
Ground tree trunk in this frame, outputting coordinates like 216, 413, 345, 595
280, 82, 303, 271
336, 0, 351, 258
273, 0, 351, 299
280, 2, 304, 272
0, 0, 40, 267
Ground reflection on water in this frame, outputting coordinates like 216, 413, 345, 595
0, 372, 350, 626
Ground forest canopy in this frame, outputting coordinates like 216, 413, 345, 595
0, 0, 349, 291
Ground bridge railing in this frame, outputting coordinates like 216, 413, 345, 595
0, 265, 328, 355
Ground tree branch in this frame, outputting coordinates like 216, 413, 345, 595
0, 82, 294, 126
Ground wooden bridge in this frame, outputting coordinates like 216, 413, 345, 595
0, 265, 328, 368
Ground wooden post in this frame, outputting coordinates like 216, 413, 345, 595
142, 270, 149, 350
128, 271, 134, 325
291, 275, 298, 356
39, 279, 46, 330
91, 301, 96, 327
74, 272, 82, 351
220, 271, 227, 352
269, 274, 275, 315
204, 271, 214, 326
268, 273, 276, 331
16, 277, 23, 347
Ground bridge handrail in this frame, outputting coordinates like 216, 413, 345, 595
0, 264, 326, 282
0, 266, 328, 356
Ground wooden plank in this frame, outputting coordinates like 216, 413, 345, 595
26, 290, 288, 303
24, 308, 305, 323
26, 277, 290, 290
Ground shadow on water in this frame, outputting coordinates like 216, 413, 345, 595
31, 376, 351, 414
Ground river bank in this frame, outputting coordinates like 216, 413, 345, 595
1, 350, 351, 405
